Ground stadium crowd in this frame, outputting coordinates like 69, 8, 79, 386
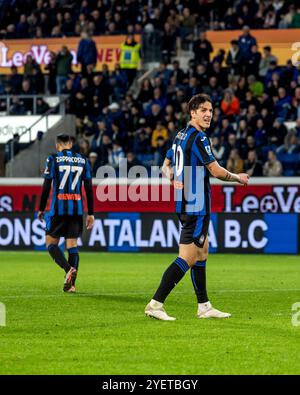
1, 0, 300, 176
0, 0, 300, 39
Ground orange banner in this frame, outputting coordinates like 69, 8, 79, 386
0, 35, 141, 74
207, 29, 300, 66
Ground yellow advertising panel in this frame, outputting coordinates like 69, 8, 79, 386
0, 35, 141, 74
207, 29, 300, 66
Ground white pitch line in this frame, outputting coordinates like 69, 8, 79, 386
1, 288, 300, 299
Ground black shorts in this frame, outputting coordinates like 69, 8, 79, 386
177, 214, 210, 248
45, 215, 83, 239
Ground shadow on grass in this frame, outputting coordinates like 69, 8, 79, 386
75, 292, 147, 305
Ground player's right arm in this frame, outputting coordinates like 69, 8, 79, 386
206, 161, 249, 185
161, 146, 174, 182
162, 158, 174, 182
38, 155, 54, 222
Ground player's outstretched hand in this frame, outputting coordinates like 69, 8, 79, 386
38, 211, 44, 222
237, 173, 250, 185
86, 215, 95, 230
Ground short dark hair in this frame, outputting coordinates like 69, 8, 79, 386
56, 134, 71, 144
187, 94, 212, 115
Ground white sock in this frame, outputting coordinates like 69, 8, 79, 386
150, 299, 163, 309
198, 301, 212, 311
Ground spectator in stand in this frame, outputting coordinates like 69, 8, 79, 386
110, 63, 128, 100
120, 34, 141, 86
192, 31, 213, 65
269, 118, 288, 147
247, 74, 264, 98
276, 131, 299, 154
153, 136, 168, 167
245, 44, 261, 77
108, 141, 125, 169
202, 76, 222, 105
79, 138, 90, 157
226, 40, 244, 76
211, 135, 227, 167
126, 152, 142, 173
36, 97, 50, 115
226, 148, 244, 174
62, 12, 75, 37
264, 9, 277, 29
238, 25, 257, 60
186, 77, 200, 99
77, 31, 98, 77
263, 151, 283, 176
218, 118, 235, 144
179, 7, 196, 49
56, 46, 73, 94
291, 6, 300, 28
94, 73, 112, 107
259, 46, 278, 78
16, 14, 29, 39
91, 121, 108, 150
154, 63, 172, 88
254, 118, 268, 147
138, 78, 154, 105
9, 66, 23, 94
245, 150, 263, 176
9, 96, 26, 115
161, 22, 177, 64
150, 87, 167, 110
45, 51, 57, 94
97, 134, 112, 166
146, 104, 162, 130
151, 121, 168, 148
24, 54, 39, 78
275, 87, 292, 120
89, 152, 100, 177
220, 89, 241, 119
30, 67, 45, 94
133, 129, 151, 156
20, 79, 34, 113
170, 60, 185, 85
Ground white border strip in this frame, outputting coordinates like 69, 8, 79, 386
0, 177, 299, 186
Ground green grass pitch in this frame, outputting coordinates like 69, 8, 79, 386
1, 251, 300, 375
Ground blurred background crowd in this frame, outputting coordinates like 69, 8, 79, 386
1, 0, 300, 177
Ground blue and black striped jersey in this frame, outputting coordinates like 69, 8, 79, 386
43, 150, 92, 216
166, 124, 216, 215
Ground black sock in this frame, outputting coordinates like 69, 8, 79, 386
191, 261, 209, 303
68, 247, 79, 270
153, 257, 190, 303
68, 247, 79, 286
47, 244, 71, 273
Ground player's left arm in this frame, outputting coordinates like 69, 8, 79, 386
83, 159, 95, 230
206, 160, 249, 185
193, 135, 249, 185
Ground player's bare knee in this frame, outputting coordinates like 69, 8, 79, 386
66, 239, 77, 249
198, 251, 208, 261
46, 236, 59, 248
